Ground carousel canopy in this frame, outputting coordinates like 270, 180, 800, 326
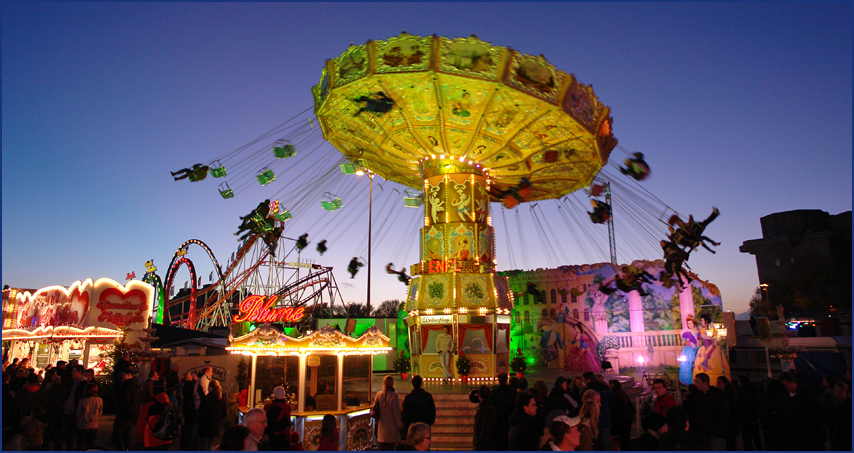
313, 32, 617, 202
226, 324, 390, 356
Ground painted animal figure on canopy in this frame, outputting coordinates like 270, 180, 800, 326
668, 207, 721, 254
171, 163, 209, 182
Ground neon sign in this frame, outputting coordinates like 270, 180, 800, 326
234, 295, 306, 323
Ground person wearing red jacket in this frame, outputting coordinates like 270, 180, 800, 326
652, 379, 677, 416
137, 388, 172, 450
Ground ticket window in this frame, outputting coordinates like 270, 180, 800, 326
342, 354, 371, 408
304, 355, 338, 412
257, 356, 299, 407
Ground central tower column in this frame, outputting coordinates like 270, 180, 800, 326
403, 157, 515, 381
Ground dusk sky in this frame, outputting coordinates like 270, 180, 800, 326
3, 3, 851, 319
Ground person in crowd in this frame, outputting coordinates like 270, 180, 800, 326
472, 385, 499, 450
143, 370, 159, 402
317, 413, 339, 451
114, 352, 132, 381
820, 373, 838, 444
690, 372, 728, 450
631, 412, 667, 451
582, 371, 614, 450
528, 386, 550, 434
374, 375, 404, 450
137, 385, 173, 451
539, 415, 582, 451
658, 405, 699, 451
16, 373, 44, 418
192, 366, 214, 448
112, 368, 141, 451
402, 375, 436, 436
491, 372, 516, 451
652, 378, 676, 416
44, 373, 67, 450
12, 367, 27, 393
533, 380, 550, 402
180, 370, 198, 450
263, 385, 292, 450
509, 375, 519, 390
715, 376, 739, 451
609, 379, 633, 450
845, 368, 852, 394
735, 375, 762, 451
509, 391, 542, 451
778, 371, 824, 450
2, 372, 17, 439
216, 424, 250, 451
403, 422, 431, 451
198, 379, 226, 451
165, 363, 181, 402
546, 376, 577, 417
41, 367, 57, 392
760, 377, 786, 451
831, 381, 851, 451
62, 364, 85, 450
577, 399, 599, 451
76, 382, 103, 450
226, 392, 241, 428
569, 377, 584, 405
22, 404, 47, 450
243, 407, 270, 451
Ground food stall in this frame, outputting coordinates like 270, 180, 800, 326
226, 323, 390, 451
2, 278, 153, 373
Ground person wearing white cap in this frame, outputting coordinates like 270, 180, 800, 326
263, 385, 291, 450
540, 415, 583, 451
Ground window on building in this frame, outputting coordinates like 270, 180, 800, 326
584, 309, 590, 321
571, 292, 577, 304
550, 309, 556, 319
550, 289, 557, 305
528, 293, 534, 305
514, 311, 521, 325
524, 311, 531, 324
542, 309, 548, 318
522, 293, 529, 305
540, 290, 546, 304
583, 284, 589, 291
561, 291, 567, 304
573, 309, 579, 319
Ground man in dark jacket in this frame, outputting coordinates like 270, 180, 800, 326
473, 385, 500, 451
690, 373, 728, 450
509, 391, 541, 451
112, 369, 141, 451
492, 372, 516, 451
263, 385, 291, 450
778, 371, 824, 450
609, 379, 634, 450
402, 375, 436, 436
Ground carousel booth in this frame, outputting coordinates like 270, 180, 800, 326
226, 323, 390, 451
2, 278, 153, 373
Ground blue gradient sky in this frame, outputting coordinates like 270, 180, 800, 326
3, 3, 851, 319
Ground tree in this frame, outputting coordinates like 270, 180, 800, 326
332, 302, 373, 318
372, 299, 404, 318
748, 287, 770, 318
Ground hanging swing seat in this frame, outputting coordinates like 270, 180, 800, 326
256, 168, 276, 186
340, 162, 357, 175
273, 144, 296, 158
218, 182, 234, 199
273, 209, 292, 222
403, 189, 423, 208
321, 192, 343, 211
210, 160, 227, 178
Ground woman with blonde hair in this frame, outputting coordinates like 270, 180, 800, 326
577, 400, 599, 451
374, 375, 403, 450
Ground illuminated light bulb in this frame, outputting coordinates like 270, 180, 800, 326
440, 154, 445, 159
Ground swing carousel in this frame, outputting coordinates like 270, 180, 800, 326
312, 32, 618, 379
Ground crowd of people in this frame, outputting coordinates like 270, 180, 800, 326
3, 353, 851, 451
465, 369, 852, 451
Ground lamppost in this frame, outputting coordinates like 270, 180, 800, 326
760, 283, 770, 315
356, 169, 374, 313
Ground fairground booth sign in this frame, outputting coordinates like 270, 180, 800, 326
2, 278, 153, 375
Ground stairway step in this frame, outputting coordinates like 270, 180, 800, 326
434, 416, 476, 425
433, 424, 474, 434
431, 442, 472, 450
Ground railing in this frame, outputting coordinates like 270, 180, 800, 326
605, 330, 683, 349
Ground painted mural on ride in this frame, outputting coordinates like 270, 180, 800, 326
498, 259, 723, 372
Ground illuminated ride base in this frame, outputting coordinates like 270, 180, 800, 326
403, 159, 514, 380
227, 324, 390, 451
313, 32, 618, 381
